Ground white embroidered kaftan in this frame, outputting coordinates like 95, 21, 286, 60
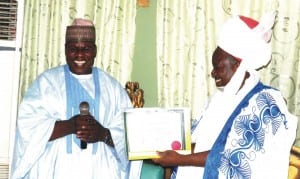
11, 65, 142, 179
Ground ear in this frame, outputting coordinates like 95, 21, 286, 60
65, 44, 67, 55
93, 44, 97, 57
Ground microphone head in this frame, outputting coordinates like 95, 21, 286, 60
79, 101, 90, 115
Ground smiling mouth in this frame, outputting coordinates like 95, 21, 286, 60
215, 78, 221, 83
74, 60, 86, 66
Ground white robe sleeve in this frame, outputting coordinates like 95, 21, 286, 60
11, 69, 66, 178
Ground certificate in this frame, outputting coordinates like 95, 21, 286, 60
123, 107, 191, 160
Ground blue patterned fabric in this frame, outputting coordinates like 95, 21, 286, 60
203, 82, 289, 178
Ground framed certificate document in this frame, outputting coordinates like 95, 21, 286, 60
123, 107, 191, 160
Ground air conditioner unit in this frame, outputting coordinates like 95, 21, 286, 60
0, 0, 23, 179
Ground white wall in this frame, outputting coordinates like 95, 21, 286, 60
0, 50, 20, 165
0, 2, 24, 178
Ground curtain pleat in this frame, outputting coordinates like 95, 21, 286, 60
19, 0, 136, 100
19, 0, 300, 145
156, 0, 300, 143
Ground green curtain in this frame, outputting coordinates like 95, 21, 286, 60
156, 0, 300, 145
18, 0, 136, 100
18, 0, 300, 146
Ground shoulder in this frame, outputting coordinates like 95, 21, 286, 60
259, 83, 284, 99
36, 65, 64, 79
42, 65, 65, 76
29, 65, 65, 88
94, 67, 123, 87
252, 83, 285, 102
93, 67, 132, 106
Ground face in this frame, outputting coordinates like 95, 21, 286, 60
65, 41, 97, 75
211, 47, 240, 87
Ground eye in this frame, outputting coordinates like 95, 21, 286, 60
67, 46, 78, 53
67, 46, 92, 53
82, 47, 91, 53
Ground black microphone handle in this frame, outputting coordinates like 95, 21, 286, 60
79, 101, 90, 149
80, 140, 87, 149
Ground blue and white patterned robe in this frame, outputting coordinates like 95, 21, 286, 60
175, 71, 297, 179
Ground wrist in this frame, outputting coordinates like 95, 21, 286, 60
70, 117, 76, 134
103, 128, 114, 147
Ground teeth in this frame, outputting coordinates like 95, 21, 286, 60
215, 79, 221, 83
74, 60, 86, 66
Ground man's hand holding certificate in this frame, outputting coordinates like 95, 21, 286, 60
124, 107, 191, 160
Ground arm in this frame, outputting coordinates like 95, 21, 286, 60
49, 119, 75, 141
152, 150, 209, 167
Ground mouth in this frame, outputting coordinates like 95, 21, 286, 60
74, 60, 86, 67
215, 78, 221, 83
214, 78, 223, 87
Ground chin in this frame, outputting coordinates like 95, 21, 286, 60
217, 86, 225, 91
70, 67, 91, 75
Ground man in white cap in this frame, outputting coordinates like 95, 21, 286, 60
153, 12, 298, 179
11, 18, 142, 179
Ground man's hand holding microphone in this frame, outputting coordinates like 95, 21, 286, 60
70, 101, 114, 149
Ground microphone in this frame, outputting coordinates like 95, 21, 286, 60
79, 101, 90, 149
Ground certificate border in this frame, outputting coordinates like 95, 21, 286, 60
124, 107, 191, 160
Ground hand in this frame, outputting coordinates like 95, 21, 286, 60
73, 114, 106, 143
152, 150, 182, 167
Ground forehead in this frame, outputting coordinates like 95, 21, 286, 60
212, 47, 237, 65
66, 41, 95, 47
212, 48, 227, 63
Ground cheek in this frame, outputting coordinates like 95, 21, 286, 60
87, 53, 95, 60
225, 69, 236, 81
86, 57, 95, 66
66, 52, 76, 59
86, 51, 96, 59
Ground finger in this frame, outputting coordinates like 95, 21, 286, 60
156, 151, 164, 156
85, 133, 99, 143
152, 158, 158, 163
76, 124, 88, 131
76, 130, 89, 139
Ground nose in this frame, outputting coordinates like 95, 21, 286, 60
75, 49, 85, 58
211, 69, 216, 78
77, 52, 84, 57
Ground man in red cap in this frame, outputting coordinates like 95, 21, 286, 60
11, 18, 142, 179
153, 12, 298, 179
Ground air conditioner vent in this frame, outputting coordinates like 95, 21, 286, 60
0, 0, 18, 41
0, 163, 9, 179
